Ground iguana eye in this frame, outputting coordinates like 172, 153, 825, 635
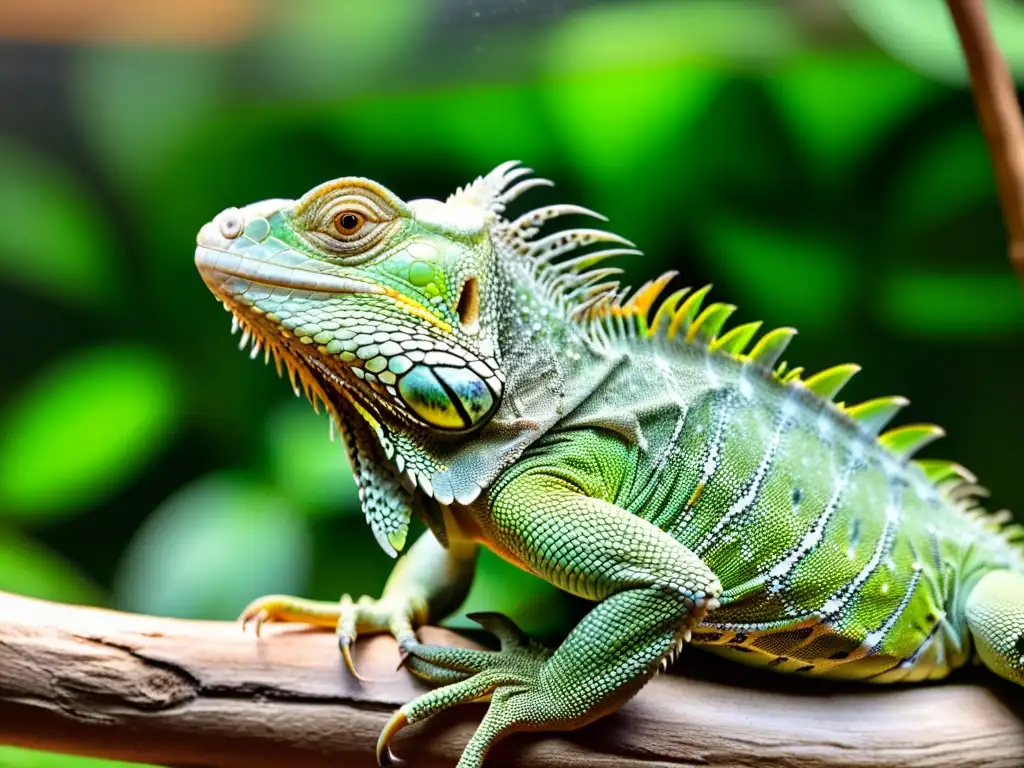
334, 211, 366, 236
296, 186, 400, 259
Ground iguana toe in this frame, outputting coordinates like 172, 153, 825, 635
379, 614, 554, 767
237, 594, 342, 637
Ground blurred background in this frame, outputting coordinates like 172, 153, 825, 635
0, 0, 1023, 763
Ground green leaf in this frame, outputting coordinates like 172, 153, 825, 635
334, 82, 551, 180
542, 0, 800, 76
541, 65, 723, 185
0, 525, 103, 605
0, 139, 118, 308
0, 346, 181, 520
0, 747, 153, 768
769, 53, 938, 178
842, 0, 1024, 85
113, 474, 311, 620
264, 400, 359, 516
700, 220, 856, 329
259, 0, 428, 98
538, 61, 724, 258
538, 2, 813, 239
540, 1, 755, 186
879, 272, 1024, 336
890, 124, 994, 236
71, 48, 222, 189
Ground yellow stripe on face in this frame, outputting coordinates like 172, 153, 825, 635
383, 288, 453, 333
340, 387, 381, 432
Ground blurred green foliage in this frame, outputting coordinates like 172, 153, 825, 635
0, 345, 179, 517
843, 0, 1024, 83
0, 140, 119, 307
0, 1, 1022, 764
0, 748, 153, 768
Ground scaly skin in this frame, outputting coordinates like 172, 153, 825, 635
196, 162, 1024, 767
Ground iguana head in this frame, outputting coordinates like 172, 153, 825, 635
195, 174, 506, 436
196, 162, 635, 552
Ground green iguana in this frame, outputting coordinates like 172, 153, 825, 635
194, 162, 1024, 768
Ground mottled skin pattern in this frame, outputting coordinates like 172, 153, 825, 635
194, 162, 1024, 768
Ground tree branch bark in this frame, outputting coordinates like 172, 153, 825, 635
946, 0, 1024, 282
0, 591, 1023, 767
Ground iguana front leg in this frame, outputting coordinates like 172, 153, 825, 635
378, 467, 722, 768
240, 531, 478, 677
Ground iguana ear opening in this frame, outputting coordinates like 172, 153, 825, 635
456, 276, 480, 333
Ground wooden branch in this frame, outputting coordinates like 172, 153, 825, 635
947, 0, 1024, 282
0, 592, 1023, 767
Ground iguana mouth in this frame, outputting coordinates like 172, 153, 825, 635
194, 246, 385, 297
194, 204, 386, 296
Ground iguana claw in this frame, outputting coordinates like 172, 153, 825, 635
338, 635, 368, 682
235, 592, 418, 683
376, 708, 410, 767
239, 606, 270, 638
376, 614, 553, 767
336, 592, 425, 681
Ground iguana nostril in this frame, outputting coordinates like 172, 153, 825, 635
216, 207, 244, 239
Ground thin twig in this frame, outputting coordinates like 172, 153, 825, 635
947, 0, 1024, 282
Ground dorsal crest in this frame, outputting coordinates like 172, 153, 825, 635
466, 161, 1011, 546
446, 160, 553, 217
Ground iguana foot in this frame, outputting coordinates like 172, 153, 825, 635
238, 592, 427, 680
239, 594, 342, 636
378, 613, 556, 768
336, 593, 429, 679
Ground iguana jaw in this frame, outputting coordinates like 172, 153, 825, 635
195, 200, 394, 429
195, 245, 385, 296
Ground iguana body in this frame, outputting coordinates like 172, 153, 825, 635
195, 163, 1024, 768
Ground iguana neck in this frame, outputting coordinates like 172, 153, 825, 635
489, 250, 606, 421
345, 238, 620, 510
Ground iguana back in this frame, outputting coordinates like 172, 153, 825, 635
529, 333, 1022, 683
